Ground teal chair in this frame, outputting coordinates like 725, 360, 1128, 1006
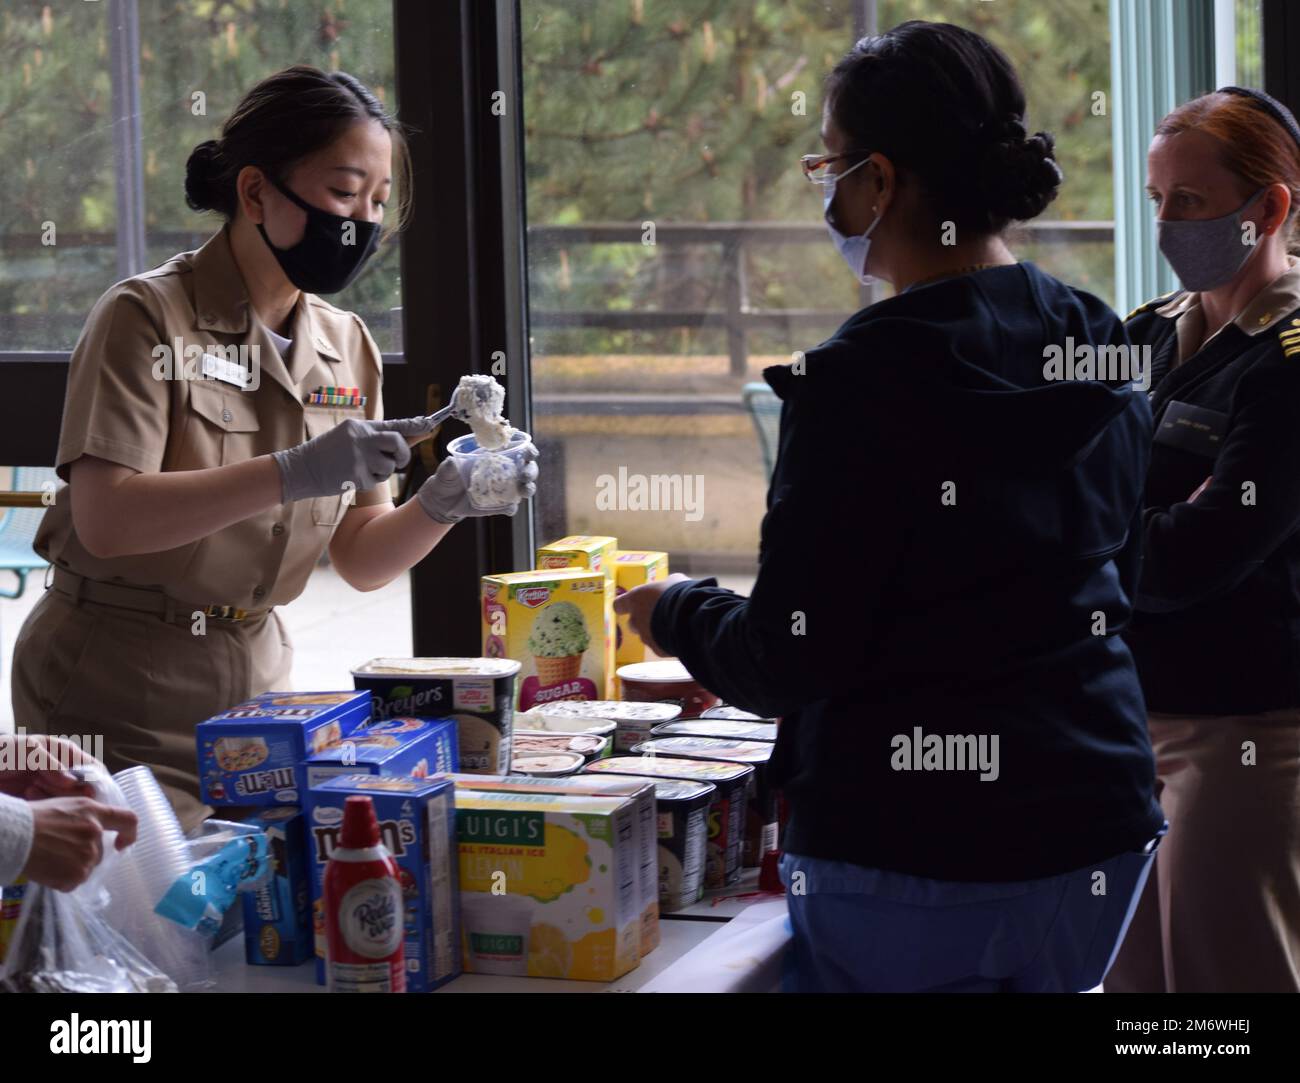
742, 381, 782, 480
0, 466, 56, 599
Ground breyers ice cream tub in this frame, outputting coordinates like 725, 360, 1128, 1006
351, 657, 520, 775
616, 660, 718, 717
584, 755, 752, 888
518, 699, 680, 753
634, 737, 778, 868
586, 775, 715, 912
510, 751, 586, 778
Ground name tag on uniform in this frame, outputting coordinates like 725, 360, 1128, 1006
1155, 400, 1227, 457
202, 352, 252, 389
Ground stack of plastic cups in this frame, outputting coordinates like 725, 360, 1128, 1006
100, 766, 212, 991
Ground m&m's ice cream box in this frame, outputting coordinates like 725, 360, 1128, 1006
613, 550, 668, 668
306, 775, 461, 991
303, 717, 459, 789
197, 691, 370, 806
481, 569, 614, 712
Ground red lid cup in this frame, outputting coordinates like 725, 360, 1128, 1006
340, 794, 381, 849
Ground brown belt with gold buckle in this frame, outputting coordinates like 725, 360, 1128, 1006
48, 566, 270, 627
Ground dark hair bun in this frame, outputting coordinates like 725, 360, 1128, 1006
184, 140, 227, 214
977, 121, 1063, 223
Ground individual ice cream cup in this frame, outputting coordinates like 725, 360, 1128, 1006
510, 751, 586, 777
515, 711, 617, 751
616, 660, 718, 718
519, 699, 681, 753
583, 755, 752, 888
510, 730, 609, 764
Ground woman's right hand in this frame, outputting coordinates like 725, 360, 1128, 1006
22, 796, 138, 892
272, 415, 440, 503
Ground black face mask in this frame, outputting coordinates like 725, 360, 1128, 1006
256, 174, 382, 295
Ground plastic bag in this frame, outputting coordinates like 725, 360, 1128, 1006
155, 820, 270, 935
0, 881, 177, 993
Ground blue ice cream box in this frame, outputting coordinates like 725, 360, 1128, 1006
306, 774, 462, 991
196, 691, 371, 806
242, 807, 313, 966
303, 716, 459, 789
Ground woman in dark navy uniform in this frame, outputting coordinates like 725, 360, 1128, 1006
1108, 88, 1300, 993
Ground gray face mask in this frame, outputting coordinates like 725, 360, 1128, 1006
1156, 188, 1266, 292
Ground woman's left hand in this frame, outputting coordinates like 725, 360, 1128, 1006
613, 573, 692, 656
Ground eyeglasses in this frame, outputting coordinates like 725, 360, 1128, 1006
800, 150, 873, 186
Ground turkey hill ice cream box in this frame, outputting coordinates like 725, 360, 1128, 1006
613, 550, 669, 667
482, 569, 614, 712
303, 717, 459, 789
352, 658, 520, 775
456, 790, 642, 981
306, 774, 460, 991
197, 691, 370, 806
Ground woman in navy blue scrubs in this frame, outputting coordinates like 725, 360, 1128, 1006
616, 21, 1165, 992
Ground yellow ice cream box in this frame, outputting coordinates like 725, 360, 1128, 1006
482, 568, 615, 710
456, 790, 642, 981
535, 535, 617, 583
613, 550, 669, 667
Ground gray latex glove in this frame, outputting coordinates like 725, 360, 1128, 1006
272, 416, 438, 503
417, 443, 540, 523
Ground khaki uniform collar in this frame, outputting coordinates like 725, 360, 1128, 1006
191, 227, 344, 395
1153, 256, 1300, 364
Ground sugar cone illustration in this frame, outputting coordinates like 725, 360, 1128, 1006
535, 653, 583, 685
528, 601, 591, 688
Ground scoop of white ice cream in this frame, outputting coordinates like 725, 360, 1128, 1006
454, 375, 513, 450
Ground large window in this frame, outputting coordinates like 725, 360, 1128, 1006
520, 0, 1117, 588
0, 0, 400, 356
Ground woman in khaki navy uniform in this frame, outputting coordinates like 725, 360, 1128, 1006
1106, 87, 1300, 992
11, 67, 537, 832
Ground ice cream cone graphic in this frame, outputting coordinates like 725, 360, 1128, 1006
529, 601, 590, 688
535, 653, 583, 685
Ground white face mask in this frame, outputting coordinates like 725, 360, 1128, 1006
823, 156, 883, 285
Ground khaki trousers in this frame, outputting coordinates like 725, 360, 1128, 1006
11, 587, 293, 833
1104, 709, 1300, 992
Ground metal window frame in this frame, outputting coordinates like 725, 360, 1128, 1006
1263, 0, 1300, 111
1110, 0, 1218, 317
393, 0, 534, 656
